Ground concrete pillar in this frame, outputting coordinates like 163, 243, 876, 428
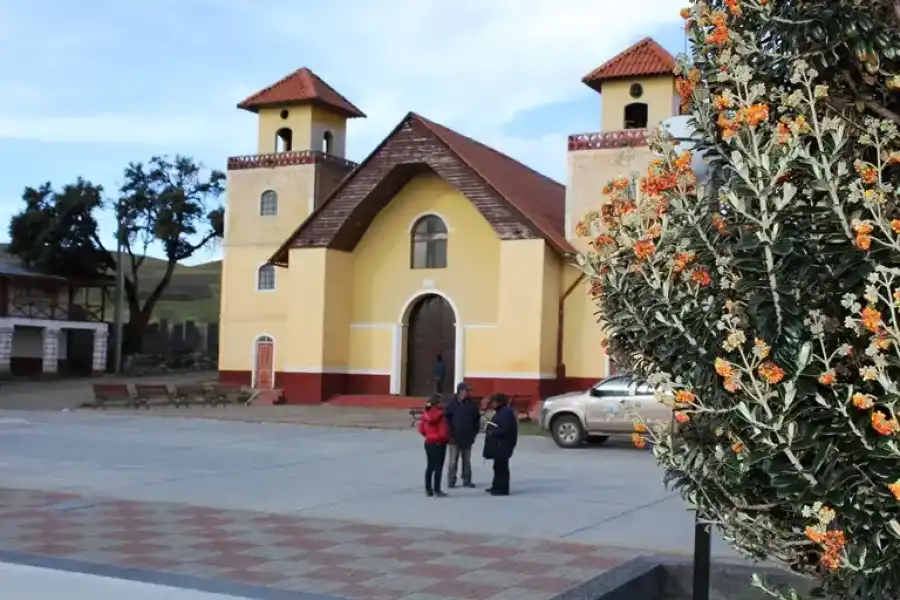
0, 325, 13, 376
92, 328, 108, 375
41, 326, 61, 375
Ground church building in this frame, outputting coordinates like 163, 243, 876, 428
217, 37, 679, 403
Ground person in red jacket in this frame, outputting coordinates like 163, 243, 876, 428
418, 394, 450, 497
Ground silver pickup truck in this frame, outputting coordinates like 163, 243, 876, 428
539, 375, 672, 448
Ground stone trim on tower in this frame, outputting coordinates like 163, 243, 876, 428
0, 326, 12, 375
92, 328, 108, 375
42, 326, 60, 375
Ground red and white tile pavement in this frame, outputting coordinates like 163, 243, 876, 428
0, 487, 648, 600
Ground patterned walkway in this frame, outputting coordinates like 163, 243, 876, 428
0, 488, 644, 600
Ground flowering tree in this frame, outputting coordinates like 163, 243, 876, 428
576, 1, 900, 598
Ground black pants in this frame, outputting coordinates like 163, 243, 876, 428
425, 442, 447, 492
491, 458, 510, 494
435, 378, 444, 394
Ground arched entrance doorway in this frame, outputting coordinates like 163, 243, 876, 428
253, 335, 275, 389
405, 294, 455, 396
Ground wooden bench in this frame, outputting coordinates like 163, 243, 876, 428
91, 383, 142, 409
172, 383, 206, 407
133, 383, 176, 408
203, 382, 252, 406
478, 394, 534, 422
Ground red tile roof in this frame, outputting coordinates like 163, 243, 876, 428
582, 37, 676, 93
269, 112, 574, 263
413, 114, 573, 255
237, 68, 366, 118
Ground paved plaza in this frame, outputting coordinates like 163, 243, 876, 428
0, 408, 744, 599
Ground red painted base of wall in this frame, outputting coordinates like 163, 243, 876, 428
219, 370, 598, 405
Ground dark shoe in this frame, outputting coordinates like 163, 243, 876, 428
426, 489, 434, 497
448, 482, 457, 489
463, 482, 476, 488
489, 490, 509, 496
485, 488, 494, 494
434, 491, 448, 498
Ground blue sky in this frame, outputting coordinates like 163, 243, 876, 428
0, 0, 686, 263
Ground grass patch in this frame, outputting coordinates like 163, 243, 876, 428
519, 420, 548, 437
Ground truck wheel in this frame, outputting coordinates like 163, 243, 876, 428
551, 415, 585, 448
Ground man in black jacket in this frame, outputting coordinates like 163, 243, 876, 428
444, 382, 481, 488
482, 393, 518, 496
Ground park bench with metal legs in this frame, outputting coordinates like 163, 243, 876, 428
133, 384, 178, 408
172, 383, 207, 408
202, 382, 252, 407
91, 383, 145, 409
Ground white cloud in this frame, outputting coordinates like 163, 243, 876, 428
0, 0, 685, 178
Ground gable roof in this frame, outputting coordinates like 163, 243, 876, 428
237, 67, 366, 118
269, 112, 572, 265
582, 37, 676, 93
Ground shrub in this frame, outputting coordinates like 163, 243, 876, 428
576, 1, 900, 598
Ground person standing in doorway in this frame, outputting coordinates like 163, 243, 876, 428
418, 394, 450, 497
434, 355, 445, 394
482, 393, 518, 496
444, 382, 480, 488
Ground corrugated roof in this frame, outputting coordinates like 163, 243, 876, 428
237, 67, 366, 118
582, 37, 676, 93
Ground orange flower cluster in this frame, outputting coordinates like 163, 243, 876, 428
632, 433, 647, 449
725, 0, 741, 16
889, 480, 900, 501
679, 7, 691, 19
675, 390, 696, 405
690, 267, 712, 287
854, 160, 878, 186
891, 219, 900, 234
758, 361, 785, 385
674, 252, 696, 273
872, 411, 898, 436
715, 358, 740, 392
852, 393, 875, 410
674, 411, 691, 424
711, 213, 727, 233
775, 116, 810, 144
731, 441, 744, 453
634, 422, 647, 433
633, 239, 656, 261
805, 528, 846, 571
861, 305, 882, 333
818, 370, 836, 386
888, 152, 900, 166
675, 69, 700, 113
590, 281, 603, 298
853, 221, 874, 250
592, 234, 616, 248
717, 104, 771, 140
754, 338, 771, 359
705, 11, 731, 46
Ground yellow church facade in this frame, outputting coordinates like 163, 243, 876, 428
218, 38, 680, 403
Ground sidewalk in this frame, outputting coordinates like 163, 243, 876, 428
0, 487, 643, 600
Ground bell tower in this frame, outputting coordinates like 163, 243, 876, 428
219, 68, 364, 382
565, 38, 678, 241
237, 67, 366, 158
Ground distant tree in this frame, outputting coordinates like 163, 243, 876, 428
7, 155, 225, 352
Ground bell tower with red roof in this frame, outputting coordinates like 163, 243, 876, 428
565, 38, 678, 241
219, 68, 364, 375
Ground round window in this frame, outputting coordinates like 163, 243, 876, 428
280, 109, 289, 119
629, 83, 644, 99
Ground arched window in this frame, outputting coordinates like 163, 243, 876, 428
411, 215, 448, 269
275, 128, 292, 152
322, 131, 334, 154
624, 102, 648, 129
259, 190, 278, 216
257, 264, 276, 290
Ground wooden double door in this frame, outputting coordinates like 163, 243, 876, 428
406, 295, 455, 397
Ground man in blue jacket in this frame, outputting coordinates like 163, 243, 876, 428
444, 382, 481, 488
482, 393, 518, 496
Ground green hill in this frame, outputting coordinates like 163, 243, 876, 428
136, 257, 221, 323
